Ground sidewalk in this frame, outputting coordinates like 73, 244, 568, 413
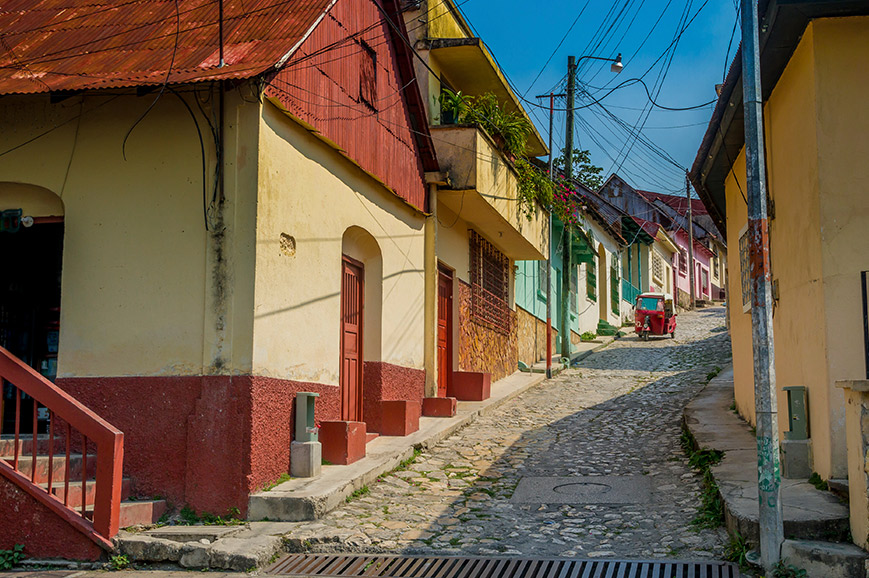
526, 335, 617, 374
683, 366, 868, 577
117, 370, 547, 570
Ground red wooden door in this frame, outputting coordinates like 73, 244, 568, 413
437, 268, 453, 397
340, 256, 364, 422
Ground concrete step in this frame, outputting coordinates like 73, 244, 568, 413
781, 539, 869, 578
2, 453, 97, 485
84, 499, 167, 528
39, 477, 132, 509
365, 432, 379, 444
0, 435, 64, 457
118, 499, 168, 527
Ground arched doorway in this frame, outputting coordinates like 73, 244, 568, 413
0, 183, 65, 434
340, 227, 382, 422
598, 244, 608, 321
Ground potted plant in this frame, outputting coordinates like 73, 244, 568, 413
439, 88, 466, 125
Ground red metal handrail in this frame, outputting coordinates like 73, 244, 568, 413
0, 346, 123, 543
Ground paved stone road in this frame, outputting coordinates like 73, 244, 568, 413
289, 307, 733, 560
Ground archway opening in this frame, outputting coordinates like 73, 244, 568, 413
598, 244, 607, 321
340, 227, 382, 423
0, 182, 65, 434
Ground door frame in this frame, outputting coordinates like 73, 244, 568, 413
340, 254, 365, 422
436, 262, 454, 398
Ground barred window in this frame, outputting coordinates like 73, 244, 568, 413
652, 252, 664, 284
537, 259, 548, 301
678, 247, 688, 275
739, 224, 751, 312
470, 230, 510, 334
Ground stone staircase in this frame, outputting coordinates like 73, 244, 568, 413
0, 435, 166, 528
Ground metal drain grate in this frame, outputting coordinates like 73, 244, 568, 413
266, 554, 740, 578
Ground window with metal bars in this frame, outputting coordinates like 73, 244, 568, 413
469, 230, 510, 334
652, 251, 664, 284
610, 254, 619, 315
678, 247, 688, 275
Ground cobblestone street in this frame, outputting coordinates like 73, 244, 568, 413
284, 307, 733, 560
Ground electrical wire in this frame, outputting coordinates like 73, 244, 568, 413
120, 0, 180, 160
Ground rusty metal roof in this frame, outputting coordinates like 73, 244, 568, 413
0, 0, 335, 94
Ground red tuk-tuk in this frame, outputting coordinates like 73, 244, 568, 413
635, 292, 676, 340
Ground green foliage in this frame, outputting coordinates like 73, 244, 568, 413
110, 554, 131, 571
461, 93, 533, 157
554, 148, 605, 191
688, 448, 724, 470
808, 472, 828, 491
345, 485, 370, 503
580, 331, 597, 342
180, 505, 200, 525
723, 531, 750, 570
514, 158, 553, 220
438, 89, 467, 125
263, 472, 292, 491
681, 423, 725, 528
0, 544, 24, 570
200, 507, 244, 526
771, 559, 808, 578
706, 366, 722, 381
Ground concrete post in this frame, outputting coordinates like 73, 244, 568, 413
423, 180, 439, 398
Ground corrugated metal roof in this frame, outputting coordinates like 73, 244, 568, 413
0, 0, 335, 94
637, 190, 708, 216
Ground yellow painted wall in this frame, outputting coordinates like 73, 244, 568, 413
723, 22, 863, 478
813, 16, 869, 477
424, 0, 469, 40
253, 101, 426, 385
437, 203, 471, 284
0, 91, 259, 377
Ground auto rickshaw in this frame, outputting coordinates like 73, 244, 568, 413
634, 292, 677, 340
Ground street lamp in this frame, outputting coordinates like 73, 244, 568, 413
536, 51, 623, 376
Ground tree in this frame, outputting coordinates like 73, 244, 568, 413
553, 148, 605, 191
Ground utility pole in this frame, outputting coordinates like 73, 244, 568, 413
686, 171, 695, 310
561, 56, 576, 360
741, 0, 783, 570
535, 90, 566, 378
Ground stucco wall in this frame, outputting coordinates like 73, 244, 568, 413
724, 24, 846, 478
813, 16, 869, 479
0, 92, 258, 378
253, 101, 426, 386
577, 220, 622, 334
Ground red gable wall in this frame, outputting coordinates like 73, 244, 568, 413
265, 0, 428, 211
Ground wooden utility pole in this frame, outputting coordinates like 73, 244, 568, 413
741, 0, 784, 570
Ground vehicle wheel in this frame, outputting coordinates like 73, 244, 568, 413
671, 331, 676, 339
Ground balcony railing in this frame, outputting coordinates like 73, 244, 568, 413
622, 279, 641, 305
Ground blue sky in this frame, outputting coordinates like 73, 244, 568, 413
456, 0, 741, 194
